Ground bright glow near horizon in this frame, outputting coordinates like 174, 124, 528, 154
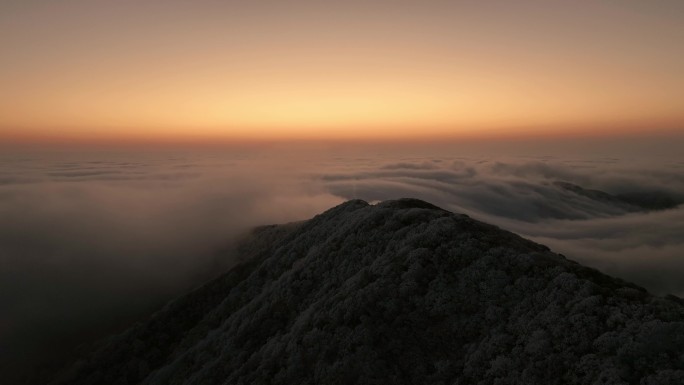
1, 0, 683, 143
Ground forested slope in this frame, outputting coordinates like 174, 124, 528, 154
52, 199, 684, 385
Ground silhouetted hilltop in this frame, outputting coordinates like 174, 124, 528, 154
554, 181, 680, 211
52, 199, 684, 384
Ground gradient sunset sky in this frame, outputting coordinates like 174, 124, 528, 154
1, 0, 683, 144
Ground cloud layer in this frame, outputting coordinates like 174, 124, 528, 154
315, 156, 684, 298
0, 152, 342, 382
0, 148, 682, 382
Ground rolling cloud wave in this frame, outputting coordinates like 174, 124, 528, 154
0, 150, 682, 381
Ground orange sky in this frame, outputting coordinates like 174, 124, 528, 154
1, 1, 683, 144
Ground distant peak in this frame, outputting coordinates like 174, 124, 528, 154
376, 198, 446, 211
336, 199, 369, 209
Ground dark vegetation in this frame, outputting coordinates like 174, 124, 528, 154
52, 199, 684, 384
554, 181, 680, 212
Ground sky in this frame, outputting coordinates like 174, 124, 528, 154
1, 0, 684, 144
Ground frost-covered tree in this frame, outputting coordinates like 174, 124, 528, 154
51, 199, 684, 385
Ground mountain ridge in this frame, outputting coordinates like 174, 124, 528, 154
51, 199, 684, 385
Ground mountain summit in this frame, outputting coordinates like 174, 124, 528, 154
53, 199, 684, 384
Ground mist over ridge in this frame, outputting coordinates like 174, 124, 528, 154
3, 0, 684, 382
0, 141, 682, 383
51, 197, 684, 385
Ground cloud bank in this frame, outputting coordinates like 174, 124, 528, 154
0, 149, 682, 382
0, 153, 342, 382
316, 157, 684, 298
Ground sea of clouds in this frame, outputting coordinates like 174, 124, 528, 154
1, 144, 682, 380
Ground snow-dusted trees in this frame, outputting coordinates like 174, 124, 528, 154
53, 199, 684, 385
